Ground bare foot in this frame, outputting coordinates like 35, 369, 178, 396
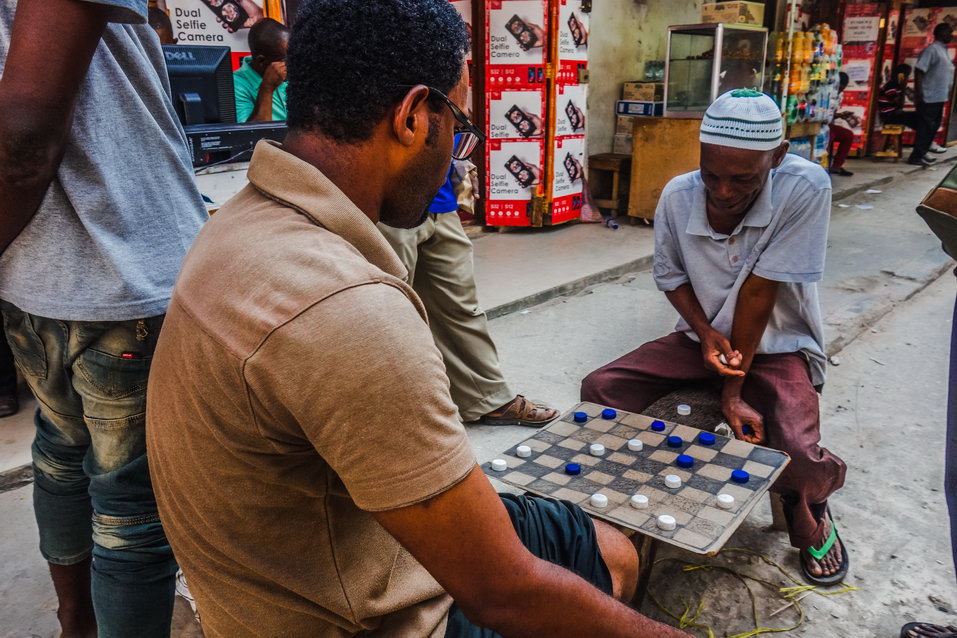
804, 514, 844, 579
904, 624, 957, 637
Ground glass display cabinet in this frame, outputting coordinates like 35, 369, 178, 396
664, 23, 768, 118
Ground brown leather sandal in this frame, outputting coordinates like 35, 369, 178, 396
478, 395, 558, 427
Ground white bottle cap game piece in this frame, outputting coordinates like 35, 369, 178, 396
716, 493, 735, 509
589, 443, 606, 456
664, 474, 682, 489
630, 494, 649, 509
491, 459, 508, 472
657, 514, 677, 531
516, 445, 532, 458
718, 353, 728, 365
627, 439, 643, 452
677, 404, 692, 416
590, 493, 609, 508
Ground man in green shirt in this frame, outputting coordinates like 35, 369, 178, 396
233, 18, 288, 122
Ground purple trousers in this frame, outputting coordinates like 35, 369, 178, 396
581, 332, 847, 549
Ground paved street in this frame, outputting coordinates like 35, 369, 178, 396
2, 160, 957, 637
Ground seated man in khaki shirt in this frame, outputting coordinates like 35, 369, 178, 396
145, 1, 688, 636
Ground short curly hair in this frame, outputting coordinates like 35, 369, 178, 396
286, 0, 469, 143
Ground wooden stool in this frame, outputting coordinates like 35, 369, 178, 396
588, 153, 632, 217
874, 124, 904, 162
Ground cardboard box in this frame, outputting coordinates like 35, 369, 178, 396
552, 136, 585, 225
615, 115, 634, 135
556, 83, 588, 137
701, 2, 765, 25
615, 100, 664, 117
613, 133, 633, 155
488, 88, 547, 140
486, 138, 544, 227
622, 81, 663, 102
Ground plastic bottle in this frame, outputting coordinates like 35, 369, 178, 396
791, 32, 804, 63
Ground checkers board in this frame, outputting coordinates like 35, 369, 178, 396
485, 402, 790, 555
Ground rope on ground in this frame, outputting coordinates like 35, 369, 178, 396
646, 547, 858, 637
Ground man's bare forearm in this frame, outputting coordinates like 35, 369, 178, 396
915, 69, 926, 103
723, 274, 778, 399
375, 467, 689, 638
478, 559, 688, 637
664, 284, 712, 337
247, 86, 275, 122
0, 101, 73, 251
0, 0, 107, 253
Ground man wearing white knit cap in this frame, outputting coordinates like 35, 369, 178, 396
583, 89, 848, 586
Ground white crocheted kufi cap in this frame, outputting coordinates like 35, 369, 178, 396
700, 89, 784, 152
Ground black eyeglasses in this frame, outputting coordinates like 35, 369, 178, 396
396, 85, 485, 160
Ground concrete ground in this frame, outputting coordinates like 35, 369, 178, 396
1, 155, 956, 637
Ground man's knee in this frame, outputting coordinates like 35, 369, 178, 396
580, 368, 604, 401
92, 515, 173, 568
592, 519, 638, 603
32, 438, 88, 494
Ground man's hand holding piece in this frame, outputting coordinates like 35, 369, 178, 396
722, 394, 766, 444
699, 327, 744, 377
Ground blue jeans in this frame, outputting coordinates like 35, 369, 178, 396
1, 303, 176, 637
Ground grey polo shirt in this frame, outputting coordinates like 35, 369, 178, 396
916, 41, 954, 104
653, 153, 831, 385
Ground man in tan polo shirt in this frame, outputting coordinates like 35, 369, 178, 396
146, 1, 688, 636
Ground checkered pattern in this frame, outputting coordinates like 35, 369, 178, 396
486, 402, 790, 555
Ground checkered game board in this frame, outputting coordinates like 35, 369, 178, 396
485, 402, 790, 555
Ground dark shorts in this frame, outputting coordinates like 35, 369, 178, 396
443, 494, 613, 637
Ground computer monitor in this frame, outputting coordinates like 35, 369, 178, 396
163, 45, 236, 126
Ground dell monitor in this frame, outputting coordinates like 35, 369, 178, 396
163, 44, 236, 126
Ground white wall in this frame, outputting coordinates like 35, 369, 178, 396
587, 0, 703, 153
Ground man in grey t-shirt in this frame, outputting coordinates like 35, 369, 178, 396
910, 23, 955, 166
0, 0, 207, 635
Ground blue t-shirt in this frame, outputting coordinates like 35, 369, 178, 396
429, 168, 457, 214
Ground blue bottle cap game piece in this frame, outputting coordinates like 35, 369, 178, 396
676, 454, 694, 468
651, 420, 666, 432
667, 435, 683, 448
565, 463, 582, 475
731, 469, 750, 483
699, 432, 716, 446
601, 408, 617, 420
574, 411, 588, 423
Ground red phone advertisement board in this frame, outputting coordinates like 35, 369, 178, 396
484, 1, 547, 226
486, 139, 545, 226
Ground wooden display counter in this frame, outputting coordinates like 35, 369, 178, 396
627, 117, 702, 222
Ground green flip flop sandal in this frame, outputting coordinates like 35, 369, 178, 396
799, 507, 849, 587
